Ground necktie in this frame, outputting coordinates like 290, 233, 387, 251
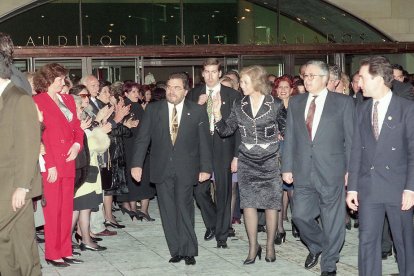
171, 105, 179, 145
372, 101, 380, 140
207, 89, 213, 122
305, 95, 317, 140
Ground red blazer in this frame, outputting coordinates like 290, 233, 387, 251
34, 93, 84, 178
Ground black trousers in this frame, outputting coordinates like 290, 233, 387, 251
358, 202, 414, 276
156, 172, 198, 257
194, 166, 232, 241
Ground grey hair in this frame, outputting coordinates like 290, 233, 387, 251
305, 60, 329, 77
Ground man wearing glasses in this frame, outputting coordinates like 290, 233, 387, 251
282, 60, 355, 276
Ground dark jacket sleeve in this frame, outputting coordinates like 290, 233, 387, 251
347, 103, 363, 192
130, 104, 153, 168
198, 107, 213, 174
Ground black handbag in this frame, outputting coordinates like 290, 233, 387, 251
85, 166, 99, 183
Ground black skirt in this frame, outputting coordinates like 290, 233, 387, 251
74, 192, 102, 211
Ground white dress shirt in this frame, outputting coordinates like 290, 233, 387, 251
304, 88, 328, 140
372, 90, 392, 135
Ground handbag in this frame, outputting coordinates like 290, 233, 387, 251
85, 166, 99, 183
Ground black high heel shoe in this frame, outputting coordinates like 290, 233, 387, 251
243, 245, 262, 265
74, 233, 102, 244
274, 231, 286, 245
141, 212, 155, 222
265, 247, 276, 262
45, 259, 70, 267
79, 242, 107, 251
104, 220, 125, 229
62, 257, 83, 264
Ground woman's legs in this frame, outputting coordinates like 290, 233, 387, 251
282, 191, 289, 221
103, 195, 114, 222
243, 208, 259, 259
140, 199, 150, 215
79, 209, 95, 246
265, 209, 277, 258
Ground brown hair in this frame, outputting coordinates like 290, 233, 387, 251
168, 72, 190, 90
360, 56, 393, 88
203, 58, 221, 72
240, 65, 271, 95
33, 63, 68, 92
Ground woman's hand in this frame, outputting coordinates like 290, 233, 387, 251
66, 143, 80, 162
47, 167, 58, 183
123, 118, 139, 129
40, 143, 46, 155
101, 122, 112, 134
114, 101, 131, 123
81, 117, 92, 130
212, 93, 222, 121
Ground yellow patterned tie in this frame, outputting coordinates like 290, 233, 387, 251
171, 106, 179, 145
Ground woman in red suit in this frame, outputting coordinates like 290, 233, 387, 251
33, 63, 84, 267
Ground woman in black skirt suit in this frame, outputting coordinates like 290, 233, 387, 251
118, 81, 156, 221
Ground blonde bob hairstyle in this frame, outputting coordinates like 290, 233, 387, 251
240, 65, 271, 95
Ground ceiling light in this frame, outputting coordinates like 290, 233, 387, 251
245, 8, 251, 12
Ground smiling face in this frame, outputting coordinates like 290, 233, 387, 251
97, 86, 111, 104
276, 80, 293, 100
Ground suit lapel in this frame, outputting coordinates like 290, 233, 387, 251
313, 92, 333, 141
44, 93, 71, 128
159, 100, 171, 147
296, 94, 309, 141
363, 99, 376, 142
254, 95, 272, 119
0, 83, 15, 111
241, 96, 254, 119
377, 94, 398, 143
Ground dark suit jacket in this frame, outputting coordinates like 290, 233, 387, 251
348, 94, 414, 203
391, 79, 414, 101
282, 91, 354, 188
131, 99, 213, 184
186, 84, 241, 167
0, 83, 41, 201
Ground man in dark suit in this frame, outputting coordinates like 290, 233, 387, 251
187, 58, 240, 248
81, 75, 101, 114
131, 72, 212, 265
347, 56, 414, 276
282, 60, 354, 276
0, 54, 42, 275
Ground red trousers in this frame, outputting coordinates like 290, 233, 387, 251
42, 177, 74, 260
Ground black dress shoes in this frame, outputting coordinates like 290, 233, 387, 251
45, 259, 70, 267
257, 225, 266, 233
321, 271, 336, 276
62, 257, 84, 264
184, 256, 196, 265
204, 228, 215, 241
228, 227, 236, 237
169, 255, 183, 263
217, 240, 228, 248
382, 250, 392, 260
304, 251, 322, 269
354, 219, 359, 228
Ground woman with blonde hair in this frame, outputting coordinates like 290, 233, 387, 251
213, 65, 283, 264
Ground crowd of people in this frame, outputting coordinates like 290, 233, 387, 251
1, 31, 414, 276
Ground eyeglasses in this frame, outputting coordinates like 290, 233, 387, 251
303, 74, 326, 80
79, 94, 90, 98
167, 85, 184, 92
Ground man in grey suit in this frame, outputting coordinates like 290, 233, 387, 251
282, 60, 354, 276
131, 72, 212, 265
346, 56, 414, 276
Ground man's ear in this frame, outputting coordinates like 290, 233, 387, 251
219, 70, 223, 78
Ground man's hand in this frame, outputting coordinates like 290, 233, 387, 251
47, 167, 58, 183
346, 192, 359, 211
12, 188, 27, 212
198, 94, 208, 105
231, 157, 238, 173
401, 190, 414, 211
100, 122, 112, 134
212, 93, 222, 121
131, 167, 142, 182
66, 143, 81, 162
282, 172, 293, 184
199, 172, 211, 182
123, 118, 139, 129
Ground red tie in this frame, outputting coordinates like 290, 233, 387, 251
306, 96, 317, 139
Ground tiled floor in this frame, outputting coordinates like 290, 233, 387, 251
39, 199, 399, 276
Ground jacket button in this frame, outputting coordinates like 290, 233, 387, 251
385, 166, 390, 170
370, 166, 374, 170
61, 139, 65, 143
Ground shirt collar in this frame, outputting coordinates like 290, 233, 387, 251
374, 90, 392, 105
0, 79, 11, 97
206, 83, 221, 94
308, 87, 328, 101
167, 98, 185, 110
